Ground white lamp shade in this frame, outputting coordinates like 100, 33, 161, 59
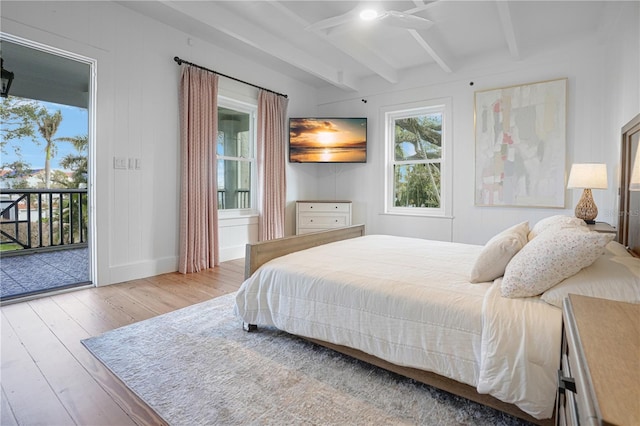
630, 147, 640, 191
567, 163, 608, 189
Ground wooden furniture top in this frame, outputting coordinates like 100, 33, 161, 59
585, 222, 616, 234
296, 200, 352, 203
567, 294, 640, 426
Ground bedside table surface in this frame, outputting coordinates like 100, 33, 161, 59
586, 222, 616, 233
568, 294, 640, 426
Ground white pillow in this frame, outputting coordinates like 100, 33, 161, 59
541, 253, 640, 308
469, 221, 529, 283
605, 240, 632, 257
501, 228, 615, 298
527, 215, 587, 241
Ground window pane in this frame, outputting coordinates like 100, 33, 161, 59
393, 163, 441, 208
238, 130, 250, 158
217, 131, 224, 156
394, 114, 442, 161
218, 106, 250, 157
217, 159, 251, 210
217, 104, 253, 210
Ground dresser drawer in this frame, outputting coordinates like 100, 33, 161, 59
297, 202, 351, 213
297, 214, 349, 228
561, 299, 598, 426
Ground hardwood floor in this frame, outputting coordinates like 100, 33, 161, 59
1, 259, 244, 426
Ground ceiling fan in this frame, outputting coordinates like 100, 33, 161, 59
306, 4, 434, 34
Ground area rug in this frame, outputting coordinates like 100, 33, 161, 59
82, 293, 532, 425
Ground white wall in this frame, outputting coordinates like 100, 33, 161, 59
2, 1, 638, 286
311, 2, 639, 245
1, 1, 318, 285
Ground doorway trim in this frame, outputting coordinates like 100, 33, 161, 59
1, 32, 98, 287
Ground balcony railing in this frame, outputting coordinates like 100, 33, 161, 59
0, 188, 88, 255
217, 189, 250, 210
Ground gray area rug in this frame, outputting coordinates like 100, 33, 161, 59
82, 293, 532, 425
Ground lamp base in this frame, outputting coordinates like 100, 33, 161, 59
574, 188, 598, 223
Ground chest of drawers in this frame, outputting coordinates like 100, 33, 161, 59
557, 294, 639, 426
295, 200, 352, 235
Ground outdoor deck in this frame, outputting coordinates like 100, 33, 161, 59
1, 247, 90, 300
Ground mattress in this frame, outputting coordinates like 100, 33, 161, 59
235, 235, 562, 419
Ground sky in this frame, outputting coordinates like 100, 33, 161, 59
2, 99, 88, 171
289, 118, 366, 148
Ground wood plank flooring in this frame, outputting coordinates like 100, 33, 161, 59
0, 259, 245, 426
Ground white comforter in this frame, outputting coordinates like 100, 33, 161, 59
234, 235, 562, 420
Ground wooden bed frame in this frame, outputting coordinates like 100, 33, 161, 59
619, 113, 640, 257
242, 143, 639, 425
244, 224, 550, 425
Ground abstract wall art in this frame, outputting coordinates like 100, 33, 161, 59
474, 78, 567, 207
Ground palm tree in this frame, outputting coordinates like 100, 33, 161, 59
57, 134, 88, 188
35, 109, 63, 188
55, 134, 89, 244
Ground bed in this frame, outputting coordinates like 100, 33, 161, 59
234, 149, 640, 424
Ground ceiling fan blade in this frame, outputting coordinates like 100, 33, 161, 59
306, 9, 358, 32
380, 10, 434, 30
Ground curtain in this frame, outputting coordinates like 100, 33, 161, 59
257, 90, 289, 241
178, 65, 219, 273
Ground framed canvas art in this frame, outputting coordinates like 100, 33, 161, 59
474, 78, 567, 207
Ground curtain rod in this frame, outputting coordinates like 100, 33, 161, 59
173, 56, 288, 99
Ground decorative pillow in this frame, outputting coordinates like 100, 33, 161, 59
605, 240, 633, 257
469, 221, 529, 283
541, 253, 640, 308
501, 228, 615, 298
527, 215, 587, 241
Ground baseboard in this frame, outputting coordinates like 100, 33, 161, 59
104, 256, 178, 286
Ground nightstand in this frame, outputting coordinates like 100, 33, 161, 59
586, 222, 616, 234
557, 295, 639, 425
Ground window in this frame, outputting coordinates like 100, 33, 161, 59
384, 99, 451, 216
217, 97, 256, 211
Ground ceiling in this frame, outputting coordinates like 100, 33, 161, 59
0, 0, 619, 105
0, 39, 91, 108
119, 0, 618, 92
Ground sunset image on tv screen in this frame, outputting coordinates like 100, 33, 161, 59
289, 118, 367, 163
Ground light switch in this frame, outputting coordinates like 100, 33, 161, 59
114, 157, 127, 169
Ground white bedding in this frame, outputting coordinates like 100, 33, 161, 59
234, 235, 562, 420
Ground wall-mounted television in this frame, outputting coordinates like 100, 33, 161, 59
289, 117, 367, 163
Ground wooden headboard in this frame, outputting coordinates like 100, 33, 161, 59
618, 113, 640, 257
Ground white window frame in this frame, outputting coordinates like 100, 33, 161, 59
217, 96, 258, 218
383, 98, 453, 217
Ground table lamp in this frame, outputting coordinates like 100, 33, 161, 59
567, 163, 608, 224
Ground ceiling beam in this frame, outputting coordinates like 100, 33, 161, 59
495, 1, 520, 60
407, 29, 454, 74
161, 0, 360, 91
269, 1, 399, 84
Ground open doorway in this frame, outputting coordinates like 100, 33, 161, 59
0, 34, 96, 303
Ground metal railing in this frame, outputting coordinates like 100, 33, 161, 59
217, 189, 250, 210
0, 188, 88, 255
